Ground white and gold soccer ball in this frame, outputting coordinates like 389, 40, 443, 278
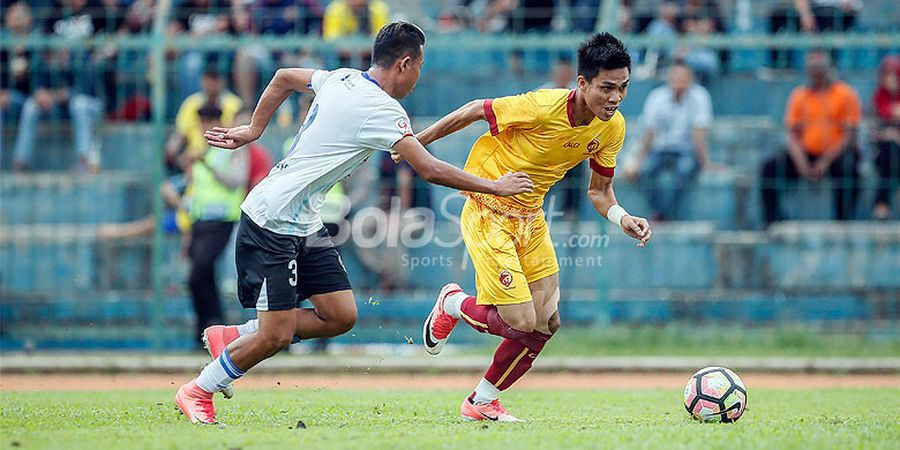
683, 366, 748, 423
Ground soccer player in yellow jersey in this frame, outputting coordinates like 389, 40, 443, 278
418, 33, 652, 421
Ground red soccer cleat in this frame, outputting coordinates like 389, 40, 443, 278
460, 395, 524, 422
202, 325, 240, 399
423, 283, 463, 355
174, 381, 218, 425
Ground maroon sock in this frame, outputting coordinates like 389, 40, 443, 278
484, 331, 552, 391
458, 296, 528, 340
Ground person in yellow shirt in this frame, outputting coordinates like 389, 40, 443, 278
173, 69, 243, 156
323, 0, 390, 40
417, 33, 652, 421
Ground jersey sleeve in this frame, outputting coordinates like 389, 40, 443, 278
309, 69, 332, 93
483, 91, 543, 135
358, 102, 414, 151
589, 120, 626, 178
840, 85, 862, 126
784, 89, 803, 128
639, 89, 663, 132
692, 87, 713, 128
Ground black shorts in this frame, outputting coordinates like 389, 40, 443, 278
235, 213, 351, 311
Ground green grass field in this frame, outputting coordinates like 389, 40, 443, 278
3, 388, 898, 449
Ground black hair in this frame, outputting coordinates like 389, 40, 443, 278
202, 67, 221, 79
198, 102, 222, 120
577, 32, 631, 81
371, 21, 426, 68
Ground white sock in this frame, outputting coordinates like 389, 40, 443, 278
443, 292, 467, 319
195, 349, 245, 394
236, 319, 258, 336
472, 377, 500, 404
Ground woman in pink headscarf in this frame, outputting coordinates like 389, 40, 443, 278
872, 56, 900, 220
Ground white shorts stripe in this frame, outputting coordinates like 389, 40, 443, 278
256, 278, 269, 311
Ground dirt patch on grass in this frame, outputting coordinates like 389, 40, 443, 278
2, 372, 898, 392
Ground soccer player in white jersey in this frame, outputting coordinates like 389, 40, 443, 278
174, 22, 534, 424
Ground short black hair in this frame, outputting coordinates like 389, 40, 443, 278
577, 32, 631, 81
198, 102, 222, 120
371, 21, 425, 68
202, 65, 221, 79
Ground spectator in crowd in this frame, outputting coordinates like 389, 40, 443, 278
106, 0, 155, 122
478, 0, 556, 33
768, 0, 862, 68
171, 68, 243, 158
253, 0, 324, 35
323, 0, 389, 39
676, 9, 721, 85
626, 62, 714, 221
872, 55, 900, 220
646, 2, 679, 41
541, 56, 576, 90
572, 0, 603, 33
169, 0, 234, 101
184, 103, 249, 348
634, 1, 679, 77
0, 2, 35, 125
760, 50, 861, 225
771, 0, 860, 34
323, 0, 389, 68
12, 0, 109, 172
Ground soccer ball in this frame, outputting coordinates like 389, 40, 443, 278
683, 366, 747, 423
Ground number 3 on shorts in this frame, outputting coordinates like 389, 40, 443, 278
288, 260, 298, 287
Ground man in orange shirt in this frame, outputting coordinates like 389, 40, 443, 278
760, 50, 861, 225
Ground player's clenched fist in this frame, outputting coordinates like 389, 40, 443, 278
492, 172, 534, 196
621, 215, 652, 247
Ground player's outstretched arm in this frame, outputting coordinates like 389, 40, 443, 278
205, 68, 317, 149
416, 99, 486, 146
393, 136, 533, 196
587, 171, 652, 247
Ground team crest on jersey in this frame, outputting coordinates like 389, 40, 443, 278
396, 119, 409, 131
498, 269, 513, 288
586, 138, 600, 152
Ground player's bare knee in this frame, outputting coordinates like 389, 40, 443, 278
548, 314, 561, 334
330, 309, 357, 336
258, 331, 293, 353
507, 314, 536, 334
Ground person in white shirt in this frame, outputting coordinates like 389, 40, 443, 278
626, 62, 713, 221
174, 21, 534, 425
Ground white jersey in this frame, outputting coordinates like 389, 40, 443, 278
241, 68, 413, 236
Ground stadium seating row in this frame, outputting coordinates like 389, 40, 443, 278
3, 221, 897, 295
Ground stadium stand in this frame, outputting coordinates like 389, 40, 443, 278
0, 0, 898, 349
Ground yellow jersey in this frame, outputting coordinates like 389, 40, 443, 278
463, 88, 625, 213
323, 0, 390, 40
175, 91, 243, 155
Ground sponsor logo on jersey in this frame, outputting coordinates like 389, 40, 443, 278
586, 138, 600, 152
397, 119, 409, 131
563, 141, 581, 148
498, 269, 513, 288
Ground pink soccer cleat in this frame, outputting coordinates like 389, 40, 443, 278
423, 283, 463, 355
460, 395, 524, 422
174, 381, 218, 425
202, 325, 240, 359
202, 325, 240, 399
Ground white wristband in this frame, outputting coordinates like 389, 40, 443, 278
606, 204, 629, 228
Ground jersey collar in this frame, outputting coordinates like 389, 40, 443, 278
566, 89, 578, 127
362, 71, 382, 89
